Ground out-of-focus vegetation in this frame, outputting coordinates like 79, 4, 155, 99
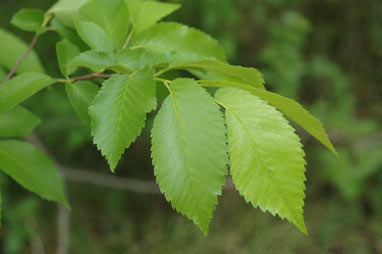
0, 0, 381, 253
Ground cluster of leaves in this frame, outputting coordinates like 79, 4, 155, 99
0, 0, 337, 235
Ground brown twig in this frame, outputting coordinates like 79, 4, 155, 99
0, 34, 40, 86
58, 73, 113, 83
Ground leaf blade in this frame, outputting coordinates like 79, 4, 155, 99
0, 140, 68, 206
151, 78, 228, 235
10, 9, 45, 33
90, 68, 156, 171
56, 39, 80, 77
215, 87, 307, 234
0, 106, 41, 137
75, 21, 114, 54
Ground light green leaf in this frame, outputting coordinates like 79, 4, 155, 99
0, 106, 41, 137
0, 28, 44, 74
0, 73, 55, 114
201, 80, 337, 155
151, 78, 228, 235
75, 21, 114, 54
125, 0, 180, 33
114, 48, 170, 72
0, 140, 68, 206
56, 39, 80, 77
131, 22, 226, 66
10, 9, 45, 34
215, 87, 307, 234
90, 68, 156, 171
48, 0, 89, 28
71, 50, 114, 72
65, 81, 99, 124
80, 0, 130, 49
51, 17, 88, 50
168, 60, 265, 89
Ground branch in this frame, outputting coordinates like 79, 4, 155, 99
69, 73, 113, 82
0, 34, 40, 86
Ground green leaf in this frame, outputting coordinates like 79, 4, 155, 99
131, 22, 226, 66
0, 140, 68, 206
48, 0, 89, 28
0, 106, 41, 137
65, 81, 99, 124
90, 68, 156, 171
151, 78, 228, 235
10, 9, 45, 34
80, 0, 130, 49
201, 80, 337, 155
51, 17, 88, 50
71, 50, 114, 72
0, 73, 55, 114
0, 28, 44, 74
125, 0, 180, 33
56, 39, 80, 77
0, 66, 5, 81
168, 60, 265, 89
75, 21, 114, 54
215, 87, 307, 234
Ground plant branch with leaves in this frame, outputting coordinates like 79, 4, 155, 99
0, 0, 337, 236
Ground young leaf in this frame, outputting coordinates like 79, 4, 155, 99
168, 60, 265, 90
75, 21, 113, 54
0, 28, 44, 74
80, 0, 130, 49
125, 0, 180, 33
215, 87, 307, 234
71, 50, 114, 72
0, 140, 68, 206
151, 78, 228, 235
65, 81, 99, 124
201, 80, 337, 156
0, 73, 55, 114
56, 39, 80, 77
131, 22, 226, 65
10, 9, 45, 34
48, 0, 89, 28
0, 106, 41, 137
90, 68, 156, 171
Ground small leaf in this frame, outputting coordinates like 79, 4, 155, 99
170, 60, 265, 89
90, 68, 156, 171
48, 0, 89, 28
80, 0, 130, 49
0, 140, 68, 206
10, 9, 45, 34
0, 106, 41, 137
75, 21, 113, 54
125, 0, 180, 33
56, 39, 80, 77
71, 50, 114, 72
65, 81, 99, 124
0, 28, 44, 74
201, 80, 337, 155
215, 87, 307, 234
0, 73, 55, 114
131, 22, 226, 65
151, 78, 228, 235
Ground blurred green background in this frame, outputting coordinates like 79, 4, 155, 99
0, 0, 381, 253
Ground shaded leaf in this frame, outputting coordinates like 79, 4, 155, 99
151, 78, 228, 235
215, 87, 307, 234
48, 0, 89, 28
0, 73, 55, 114
71, 50, 114, 72
0, 28, 44, 74
90, 68, 156, 171
75, 21, 113, 53
125, 0, 180, 33
0, 106, 41, 137
56, 39, 80, 77
10, 9, 45, 34
80, 0, 130, 48
0, 140, 68, 206
65, 81, 99, 124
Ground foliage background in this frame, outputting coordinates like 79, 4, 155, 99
0, 0, 381, 253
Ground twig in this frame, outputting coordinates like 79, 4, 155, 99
0, 34, 40, 85
58, 73, 113, 83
